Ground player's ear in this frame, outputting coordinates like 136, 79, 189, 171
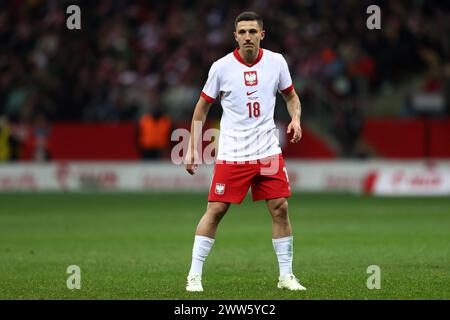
260, 30, 265, 40
233, 31, 238, 42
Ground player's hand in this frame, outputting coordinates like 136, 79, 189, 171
185, 149, 200, 175
186, 162, 198, 175
287, 119, 302, 143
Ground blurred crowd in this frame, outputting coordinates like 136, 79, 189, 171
0, 0, 449, 160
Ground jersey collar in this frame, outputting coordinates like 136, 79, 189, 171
233, 48, 264, 67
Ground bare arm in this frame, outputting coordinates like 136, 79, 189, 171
282, 89, 302, 143
185, 96, 212, 175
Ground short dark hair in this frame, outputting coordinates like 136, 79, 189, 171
235, 11, 263, 30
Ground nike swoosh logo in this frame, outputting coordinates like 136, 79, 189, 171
246, 90, 257, 96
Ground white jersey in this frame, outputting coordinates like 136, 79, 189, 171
201, 48, 294, 162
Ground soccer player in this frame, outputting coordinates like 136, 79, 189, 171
185, 11, 305, 292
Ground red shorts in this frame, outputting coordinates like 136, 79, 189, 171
208, 154, 291, 204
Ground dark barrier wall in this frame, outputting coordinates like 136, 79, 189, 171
13, 118, 450, 161
362, 118, 450, 158
429, 119, 450, 158
47, 122, 338, 160
361, 118, 426, 158
49, 122, 140, 160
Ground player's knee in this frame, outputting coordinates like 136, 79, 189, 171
206, 202, 228, 221
270, 199, 288, 219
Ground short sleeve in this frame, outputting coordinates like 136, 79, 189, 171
278, 54, 294, 94
201, 62, 220, 103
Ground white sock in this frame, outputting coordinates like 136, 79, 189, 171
188, 235, 215, 277
272, 235, 294, 278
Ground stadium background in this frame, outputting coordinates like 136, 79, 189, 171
0, 0, 449, 300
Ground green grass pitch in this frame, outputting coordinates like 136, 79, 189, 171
0, 192, 449, 299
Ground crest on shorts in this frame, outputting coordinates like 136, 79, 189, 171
215, 183, 225, 195
244, 71, 258, 86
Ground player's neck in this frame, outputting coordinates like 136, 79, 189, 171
238, 47, 260, 65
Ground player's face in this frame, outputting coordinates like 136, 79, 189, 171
234, 20, 265, 53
